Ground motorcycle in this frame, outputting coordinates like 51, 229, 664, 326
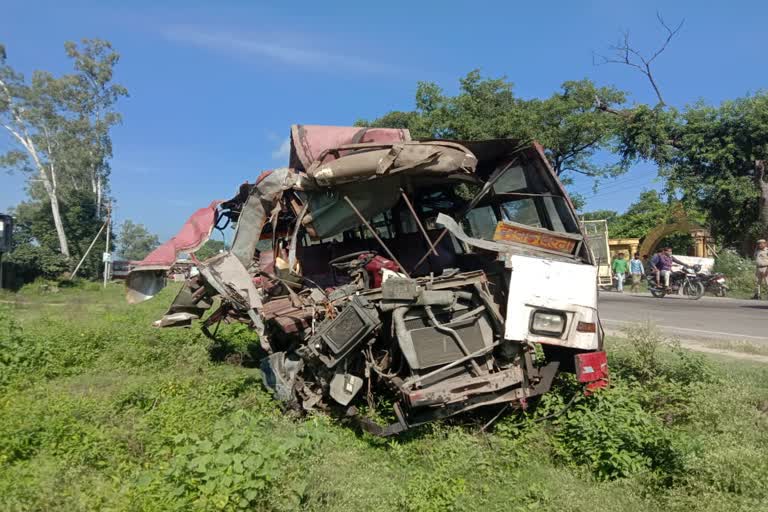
645, 264, 705, 299
699, 272, 728, 297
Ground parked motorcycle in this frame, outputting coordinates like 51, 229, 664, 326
645, 265, 705, 299
699, 272, 728, 297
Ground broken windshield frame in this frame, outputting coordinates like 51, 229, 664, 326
460, 161, 580, 242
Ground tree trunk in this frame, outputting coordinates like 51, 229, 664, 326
96, 175, 102, 219
756, 160, 768, 238
48, 189, 70, 258
20, 131, 71, 258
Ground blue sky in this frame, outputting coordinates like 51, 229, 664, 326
1, 0, 766, 240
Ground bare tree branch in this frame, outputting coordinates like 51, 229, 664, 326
562, 167, 597, 177
594, 12, 684, 106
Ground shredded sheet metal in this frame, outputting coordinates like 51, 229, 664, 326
131, 200, 221, 269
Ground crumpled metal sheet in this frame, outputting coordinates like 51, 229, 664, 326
290, 124, 411, 170
231, 167, 299, 268
307, 141, 477, 187
301, 175, 402, 239
132, 200, 221, 269
126, 200, 221, 304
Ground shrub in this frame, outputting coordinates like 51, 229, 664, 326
144, 411, 312, 511
712, 248, 756, 296
0, 308, 25, 387
551, 382, 687, 482
208, 322, 262, 366
612, 324, 716, 385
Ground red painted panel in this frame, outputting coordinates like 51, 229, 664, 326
575, 351, 609, 383
131, 200, 221, 268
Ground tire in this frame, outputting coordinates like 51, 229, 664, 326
650, 287, 666, 298
683, 280, 705, 300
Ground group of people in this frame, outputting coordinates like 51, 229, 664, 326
610, 239, 768, 298
610, 247, 687, 293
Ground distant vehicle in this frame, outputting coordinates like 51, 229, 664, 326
646, 264, 705, 299
111, 260, 133, 279
126, 125, 608, 435
699, 271, 728, 297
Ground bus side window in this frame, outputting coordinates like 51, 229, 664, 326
462, 206, 497, 240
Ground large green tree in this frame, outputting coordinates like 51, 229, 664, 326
0, 40, 126, 263
606, 93, 768, 251
118, 220, 159, 261
7, 190, 105, 278
358, 71, 627, 180
582, 190, 701, 254
594, 15, 768, 251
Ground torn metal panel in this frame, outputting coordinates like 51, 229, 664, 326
126, 200, 221, 304
290, 124, 411, 170
134, 200, 221, 269
307, 141, 477, 187
301, 175, 402, 239
231, 167, 299, 267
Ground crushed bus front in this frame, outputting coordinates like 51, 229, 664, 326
127, 125, 607, 435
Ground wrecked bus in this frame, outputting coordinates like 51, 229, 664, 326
127, 125, 608, 435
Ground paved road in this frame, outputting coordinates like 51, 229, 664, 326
598, 292, 768, 345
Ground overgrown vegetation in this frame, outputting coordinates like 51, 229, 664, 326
713, 248, 758, 297
1, 286, 767, 511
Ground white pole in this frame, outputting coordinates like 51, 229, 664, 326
103, 206, 111, 288
71, 219, 108, 279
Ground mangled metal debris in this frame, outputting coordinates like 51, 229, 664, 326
127, 125, 609, 435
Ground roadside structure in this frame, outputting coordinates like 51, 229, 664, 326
0, 214, 12, 289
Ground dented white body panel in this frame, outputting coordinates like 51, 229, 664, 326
505, 254, 600, 350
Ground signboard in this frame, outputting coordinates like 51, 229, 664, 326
493, 220, 578, 255
102, 252, 113, 263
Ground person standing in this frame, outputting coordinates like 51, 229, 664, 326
649, 248, 664, 287
629, 252, 644, 293
754, 239, 768, 299
611, 252, 629, 292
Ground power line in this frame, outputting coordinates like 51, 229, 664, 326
579, 175, 662, 200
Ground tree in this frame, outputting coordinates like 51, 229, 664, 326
595, 16, 768, 250
609, 190, 670, 238
580, 209, 619, 223
0, 46, 72, 258
118, 220, 159, 261
195, 240, 226, 260
0, 40, 126, 261
7, 189, 106, 279
357, 71, 628, 180
601, 95, 768, 250
595, 12, 684, 107
583, 190, 700, 253
64, 40, 128, 218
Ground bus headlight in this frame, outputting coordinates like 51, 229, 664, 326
530, 310, 566, 337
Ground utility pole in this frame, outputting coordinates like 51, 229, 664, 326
103, 204, 112, 288
0, 214, 12, 290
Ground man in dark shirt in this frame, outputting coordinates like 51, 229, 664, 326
653, 247, 686, 289
649, 248, 664, 287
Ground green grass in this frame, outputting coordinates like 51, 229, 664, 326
711, 340, 768, 356
1, 283, 767, 511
